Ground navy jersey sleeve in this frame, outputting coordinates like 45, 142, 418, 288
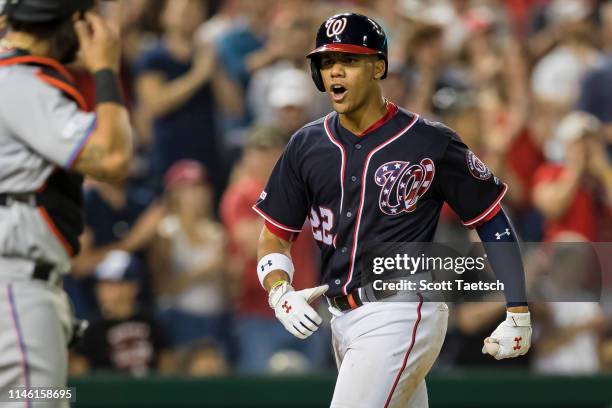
435, 135, 507, 228
253, 134, 309, 233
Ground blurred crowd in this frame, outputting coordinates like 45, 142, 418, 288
2, 0, 612, 377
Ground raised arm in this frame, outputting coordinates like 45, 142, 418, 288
136, 45, 215, 118
71, 12, 132, 183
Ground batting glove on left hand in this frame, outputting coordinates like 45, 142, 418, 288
268, 282, 328, 339
482, 311, 532, 360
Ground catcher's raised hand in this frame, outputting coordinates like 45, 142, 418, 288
482, 311, 532, 360
74, 11, 120, 73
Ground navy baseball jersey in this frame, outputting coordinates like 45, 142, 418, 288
253, 103, 507, 297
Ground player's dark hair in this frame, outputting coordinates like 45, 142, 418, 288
8, 16, 62, 38
7, 15, 80, 63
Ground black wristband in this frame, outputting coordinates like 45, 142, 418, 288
93, 69, 124, 105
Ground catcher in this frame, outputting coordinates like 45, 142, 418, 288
0, 1, 131, 406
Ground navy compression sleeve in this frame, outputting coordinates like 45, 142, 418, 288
476, 208, 528, 307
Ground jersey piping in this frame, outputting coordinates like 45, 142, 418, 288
323, 113, 347, 217
462, 183, 508, 227
342, 112, 420, 295
252, 206, 303, 233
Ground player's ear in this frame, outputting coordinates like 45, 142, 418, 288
373, 58, 385, 80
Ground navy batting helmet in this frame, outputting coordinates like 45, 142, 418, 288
1, 0, 96, 23
307, 13, 388, 92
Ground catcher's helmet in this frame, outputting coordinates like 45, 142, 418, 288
307, 13, 388, 92
0, 0, 95, 23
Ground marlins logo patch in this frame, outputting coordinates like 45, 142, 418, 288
466, 151, 491, 180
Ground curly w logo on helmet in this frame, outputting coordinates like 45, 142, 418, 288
325, 17, 348, 37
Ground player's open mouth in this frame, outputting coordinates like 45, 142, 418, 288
331, 84, 348, 102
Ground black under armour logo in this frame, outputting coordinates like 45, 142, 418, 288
260, 260, 273, 272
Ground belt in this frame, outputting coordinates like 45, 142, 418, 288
329, 290, 365, 311
32, 263, 54, 282
328, 286, 399, 312
0, 193, 37, 206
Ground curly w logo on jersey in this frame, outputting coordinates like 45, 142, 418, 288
375, 159, 435, 215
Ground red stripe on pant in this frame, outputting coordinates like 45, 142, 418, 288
384, 293, 423, 408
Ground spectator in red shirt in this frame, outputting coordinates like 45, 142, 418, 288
221, 125, 329, 373
533, 111, 612, 242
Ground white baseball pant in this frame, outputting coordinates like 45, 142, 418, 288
0, 259, 72, 408
330, 299, 448, 408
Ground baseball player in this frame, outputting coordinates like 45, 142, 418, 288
0, 1, 131, 406
254, 13, 531, 407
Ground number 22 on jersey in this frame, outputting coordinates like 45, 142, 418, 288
310, 206, 334, 245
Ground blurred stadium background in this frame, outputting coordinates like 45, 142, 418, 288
3, 0, 612, 406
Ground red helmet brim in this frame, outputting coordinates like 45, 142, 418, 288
306, 43, 380, 58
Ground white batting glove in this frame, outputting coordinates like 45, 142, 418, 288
482, 311, 532, 360
268, 282, 328, 340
